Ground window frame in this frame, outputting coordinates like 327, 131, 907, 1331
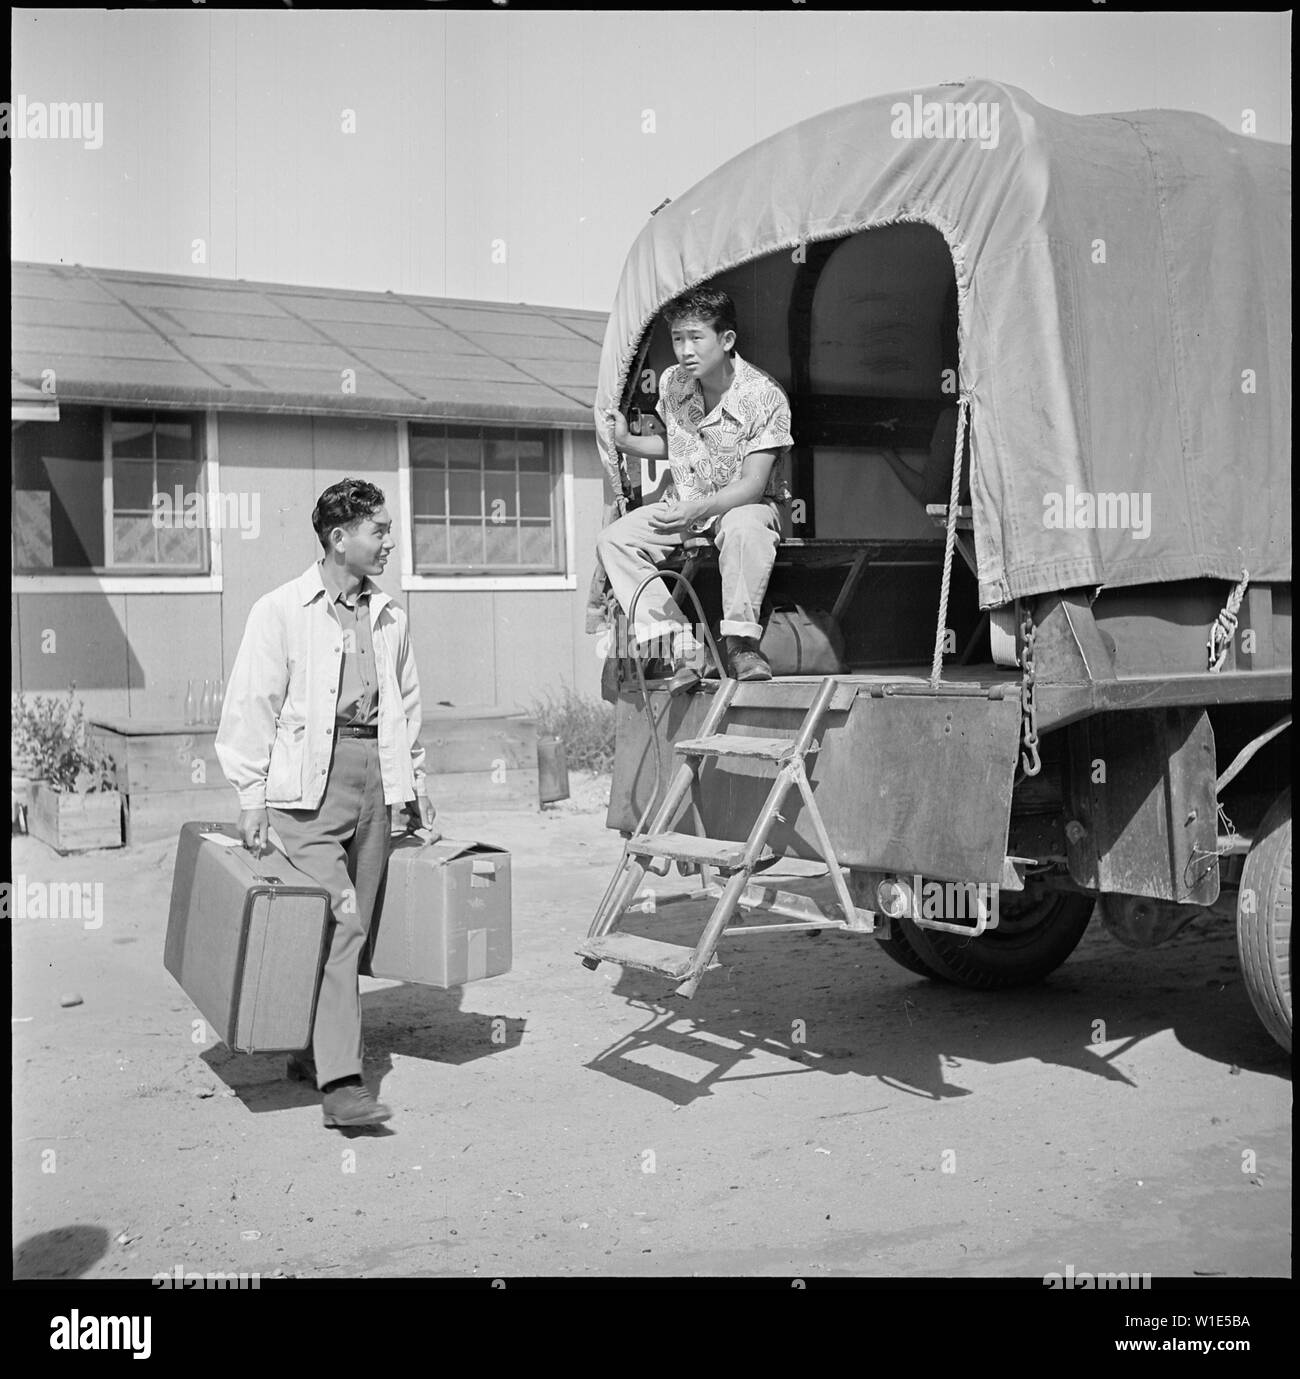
396, 420, 577, 592
11, 407, 224, 594
105, 408, 210, 575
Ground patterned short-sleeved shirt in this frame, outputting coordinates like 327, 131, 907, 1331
654, 352, 793, 508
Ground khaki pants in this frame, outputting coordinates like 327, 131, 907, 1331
595, 502, 780, 648
269, 736, 390, 1089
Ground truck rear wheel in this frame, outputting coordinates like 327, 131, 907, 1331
874, 921, 944, 979
1236, 788, 1292, 1053
894, 888, 1094, 990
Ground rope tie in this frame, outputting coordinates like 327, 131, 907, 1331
929, 394, 970, 688
1207, 566, 1250, 672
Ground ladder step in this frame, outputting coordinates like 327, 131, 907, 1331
576, 933, 718, 979
627, 831, 772, 869
676, 733, 801, 761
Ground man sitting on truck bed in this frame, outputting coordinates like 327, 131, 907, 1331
600, 287, 793, 692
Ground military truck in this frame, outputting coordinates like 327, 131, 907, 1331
580, 81, 1291, 1052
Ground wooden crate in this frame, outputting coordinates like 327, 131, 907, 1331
29, 784, 123, 853
419, 709, 540, 811
84, 711, 545, 834
126, 787, 239, 843
88, 718, 225, 794
88, 718, 230, 845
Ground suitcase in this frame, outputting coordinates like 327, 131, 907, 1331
164, 821, 332, 1053
362, 833, 512, 988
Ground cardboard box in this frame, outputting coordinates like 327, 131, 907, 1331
363, 836, 512, 988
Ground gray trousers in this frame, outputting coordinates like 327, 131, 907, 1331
269, 736, 390, 1088
595, 501, 780, 646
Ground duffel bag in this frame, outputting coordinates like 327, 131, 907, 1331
759, 605, 846, 676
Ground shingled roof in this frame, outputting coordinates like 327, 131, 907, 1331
10, 261, 606, 428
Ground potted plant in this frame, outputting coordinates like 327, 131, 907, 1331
12, 687, 123, 852
11, 694, 38, 835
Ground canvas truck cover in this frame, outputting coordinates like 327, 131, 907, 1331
593, 80, 1291, 609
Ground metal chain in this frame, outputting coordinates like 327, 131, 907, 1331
1019, 602, 1041, 776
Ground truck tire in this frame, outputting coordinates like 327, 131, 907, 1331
894, 888, 1095, 990
874, 921, 946, 979
1236, 789, 1292, 1053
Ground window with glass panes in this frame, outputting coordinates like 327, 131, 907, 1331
110, 412, 205, 569
11, 406, 205, 573
409, 425, 562, 573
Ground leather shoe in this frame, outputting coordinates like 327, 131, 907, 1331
665, 657, 701, 695
322, 1082, 392, 1128
286, 1053, 316, 1085
639, 657, 700, 695
725, 637, 773, 682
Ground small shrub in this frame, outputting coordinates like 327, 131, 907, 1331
529, 688, 616, 775
11, 686, 118, 793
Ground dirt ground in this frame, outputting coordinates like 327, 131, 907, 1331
11, 772, 1291, 1281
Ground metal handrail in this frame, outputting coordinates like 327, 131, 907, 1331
625, 567, 730, 842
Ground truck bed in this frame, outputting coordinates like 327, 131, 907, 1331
627, 661, 1292, 727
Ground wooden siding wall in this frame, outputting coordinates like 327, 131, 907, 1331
415, 431, 607, 713
11, 414, 607, 726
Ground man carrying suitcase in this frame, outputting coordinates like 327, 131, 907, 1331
216, 478, 434, 1129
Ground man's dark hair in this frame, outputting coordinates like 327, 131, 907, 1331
312, 478, 387, 552
663, 287, 738, 351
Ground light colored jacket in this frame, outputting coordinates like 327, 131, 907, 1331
216, 560, 427, 811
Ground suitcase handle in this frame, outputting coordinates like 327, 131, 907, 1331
228, 825, 289, 862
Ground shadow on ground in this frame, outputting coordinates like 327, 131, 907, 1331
582, 884, 1290, 1106
14, 1226, 110, 1279
197, 984, 526, 1113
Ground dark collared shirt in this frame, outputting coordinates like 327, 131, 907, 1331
331, 587, 379, 727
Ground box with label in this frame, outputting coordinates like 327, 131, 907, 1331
362, 836, 512, 988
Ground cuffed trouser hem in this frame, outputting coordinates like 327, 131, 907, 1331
720, 619, 763, 640
598, 501, 777, 653
713, 505, 779, 643
632, 619, 696, 657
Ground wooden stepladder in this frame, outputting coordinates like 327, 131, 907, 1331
578, 671, 876, 999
